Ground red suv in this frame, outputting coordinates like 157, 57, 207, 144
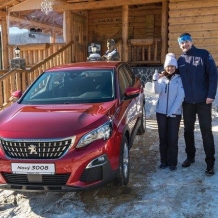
0, 61, 145, 191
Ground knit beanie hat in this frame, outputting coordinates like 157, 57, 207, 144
164, 53, 178, 69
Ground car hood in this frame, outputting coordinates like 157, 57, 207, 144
0, 100, 118, 139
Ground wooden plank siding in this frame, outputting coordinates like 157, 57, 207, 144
168, 0, 218, 65
88, 4, 162, 64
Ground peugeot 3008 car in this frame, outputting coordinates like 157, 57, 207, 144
0, 61, 145, 192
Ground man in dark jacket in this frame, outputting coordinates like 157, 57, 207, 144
177, 33, 218, 175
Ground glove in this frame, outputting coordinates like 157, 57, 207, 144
167, 112, 176, 118
152, 69, 159, 81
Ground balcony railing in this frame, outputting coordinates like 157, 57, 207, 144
128, 38, 161, 65
0, 40, 74, 109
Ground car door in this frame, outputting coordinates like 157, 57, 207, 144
122, 64, 143, 118
117, 64, 138, 133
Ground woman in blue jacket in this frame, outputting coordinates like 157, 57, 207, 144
153, 53, 185, 171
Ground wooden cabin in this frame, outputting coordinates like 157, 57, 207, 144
0, 0, 217, 109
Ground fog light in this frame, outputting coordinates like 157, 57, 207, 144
86, 155, 106, 168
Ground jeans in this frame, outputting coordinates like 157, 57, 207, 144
156, 112, 181, 166
183, 102, 215, 167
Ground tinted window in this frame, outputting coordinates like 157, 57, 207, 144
118, 66, 131, 98
122, 64, 135, 86
20, 69, 115, 104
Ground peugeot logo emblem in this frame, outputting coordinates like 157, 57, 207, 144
28, 144, 37, 154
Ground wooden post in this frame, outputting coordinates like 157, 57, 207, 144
148, 46, 151, 61
50, 28, 56, 43
161, 0, 168, 64
122, 5, 129, 62
1, 17, 9, 70
63, 10, 72, 63
131, 45, 134, 61
142, 46, 145, 61
154, 40, 158, 61
84, 11, 88, 60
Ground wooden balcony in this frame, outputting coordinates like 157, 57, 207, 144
8, 43, 67, 69
128, 38, 162, 66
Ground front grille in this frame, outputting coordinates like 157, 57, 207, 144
80, 166, 103, 183
1, 138, 72, 159
3, 173, 70, 185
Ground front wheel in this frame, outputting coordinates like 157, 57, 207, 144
113, 136, 130, 186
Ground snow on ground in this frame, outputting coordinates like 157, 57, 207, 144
1, 87, 218, 218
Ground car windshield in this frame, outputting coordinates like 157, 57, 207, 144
20, 69, 115, 104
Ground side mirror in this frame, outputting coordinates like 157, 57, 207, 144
124, 87, 140, 99
11, 90, 22, 99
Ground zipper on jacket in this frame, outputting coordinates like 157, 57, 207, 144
185, 58, 195, 103
165, 82, 170, 114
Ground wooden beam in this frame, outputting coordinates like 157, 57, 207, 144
54, 0, 163, 11
63, 11, 72, 62
122, 5, 128, 62
0, 0, 16, 8
9, 16, 62, 32
8, 0, 42, 12
63, 11, 72, 43
161, 0, 168, 64
50, 29, 56, 43
16, 44, 50, 51
8, 0, 72, 12
1, 17, 8, 70
0, 10, 7, 18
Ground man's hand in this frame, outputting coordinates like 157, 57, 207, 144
206, 98, 214, 104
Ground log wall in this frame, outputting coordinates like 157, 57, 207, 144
168, 0, 218, 66
88, 4, 162, 63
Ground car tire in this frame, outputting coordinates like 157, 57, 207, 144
137, 104, 146, 135
113, 136, 130, 187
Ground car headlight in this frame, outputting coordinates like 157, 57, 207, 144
76, 121, 113, 148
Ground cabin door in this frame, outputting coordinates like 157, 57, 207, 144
72, 14, 87, 62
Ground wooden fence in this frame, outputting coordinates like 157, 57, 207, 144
8, 43, 66, 69
0, 40, 74, 109
128, 38, 161, 65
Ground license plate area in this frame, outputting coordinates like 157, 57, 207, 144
11, 163, 55, 174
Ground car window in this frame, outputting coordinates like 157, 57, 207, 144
118, 67, 130, 98
27, 74, 51, 99
118, 64, 135, 98
20, 69, 115, 104
122, 64, 135, 86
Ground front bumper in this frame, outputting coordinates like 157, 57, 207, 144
0, 138, 120, 192
0, 155, 118, 192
